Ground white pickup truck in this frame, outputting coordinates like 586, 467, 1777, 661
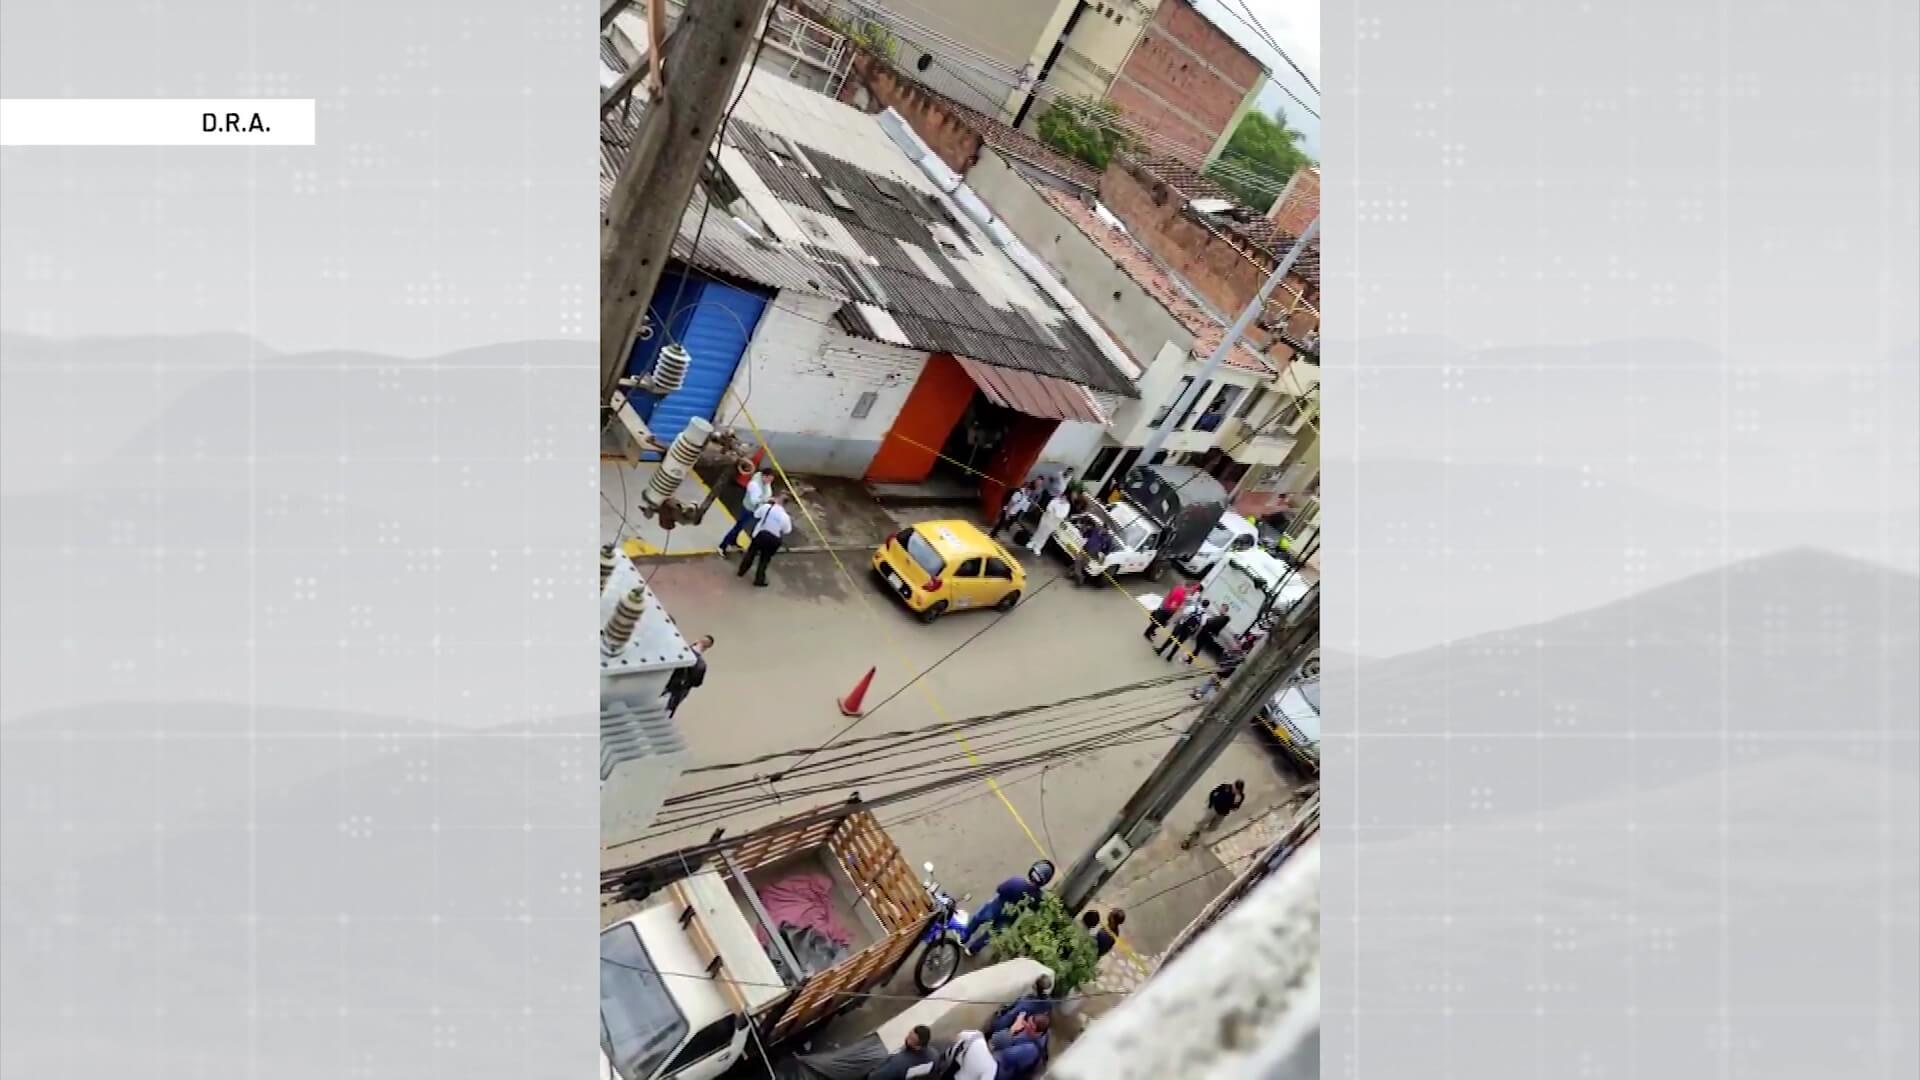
1048, 500, 1164, 577
599, 806, 933, 1080
600, 873, 784, 1080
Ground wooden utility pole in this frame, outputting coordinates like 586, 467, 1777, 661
1058, 587, 1319, 912
600, 0, 773, 406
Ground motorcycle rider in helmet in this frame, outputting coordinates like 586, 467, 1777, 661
963, 859, 1055, 955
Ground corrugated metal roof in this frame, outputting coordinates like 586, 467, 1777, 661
670, 188, 848, 298
955, 356, 1107, 425
596, 60, 1138, 398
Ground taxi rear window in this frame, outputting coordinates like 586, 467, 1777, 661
896, 528, 947, 578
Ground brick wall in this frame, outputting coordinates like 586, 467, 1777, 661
1108, 0, 1264, 162
1097, 158, 1315, 354
1267, 166, 1320, 238
839, 50, 984, 175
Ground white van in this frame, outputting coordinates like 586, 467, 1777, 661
1197, 548, 1313, 650
1177, 513, 1259, 576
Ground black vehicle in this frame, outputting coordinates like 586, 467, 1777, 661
1110, 464, 1232, 579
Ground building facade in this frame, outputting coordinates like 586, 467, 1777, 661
827, 1, 1266, 169
966, 149, 1317, 505
1097, 0, 1269, 164
601, 53, 1140, 517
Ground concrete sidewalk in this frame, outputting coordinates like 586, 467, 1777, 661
687, 461, 944, 555
1079, 795, 1312, 1005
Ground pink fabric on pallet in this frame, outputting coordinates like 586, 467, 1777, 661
755, 870, 851, 947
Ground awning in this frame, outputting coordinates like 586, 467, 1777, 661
955, 356, 1107, 425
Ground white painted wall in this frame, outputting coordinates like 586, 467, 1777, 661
1106, 343, 1270, 448
1038, 417, 1108, 472
716, 291, 929, 476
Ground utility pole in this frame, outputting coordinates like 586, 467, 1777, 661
1136, 216, 1319, 466
600, 0, 773, 406
1058, 587, 1320, 912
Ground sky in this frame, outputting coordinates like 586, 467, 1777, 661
1190, 0, 1322, 159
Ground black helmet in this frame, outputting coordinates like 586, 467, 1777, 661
1027, 859, 1056, 887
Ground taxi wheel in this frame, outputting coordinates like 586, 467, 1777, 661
995, 589, 1021, 612
918, 600, 948, 624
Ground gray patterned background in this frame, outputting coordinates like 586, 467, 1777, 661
2, 2, 598, 1076
4, 0, 1917, 1077
1321, 0, 1919, 1077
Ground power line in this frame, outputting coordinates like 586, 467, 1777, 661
636, 713, 1195, 842
776, 559, 1077, 778
674, 666, 1209, 779
600, 954, 1137, 1005
1217, 0, 1321, 97
644, 699, 1199, 832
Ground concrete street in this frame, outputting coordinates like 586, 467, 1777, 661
608, 531, 1309, 974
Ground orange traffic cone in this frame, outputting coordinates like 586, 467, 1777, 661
838, 666, 877, 717
735, 447, 765, 487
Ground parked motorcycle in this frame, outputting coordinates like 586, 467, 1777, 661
911, 862, 973, 995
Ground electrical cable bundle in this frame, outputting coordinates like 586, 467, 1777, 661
607, 666, 1216, 858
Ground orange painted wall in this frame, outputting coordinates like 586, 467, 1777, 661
865, 353, 975, 484
979, 414, 1059, 520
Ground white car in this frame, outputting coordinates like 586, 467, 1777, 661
1177, 513, 1259, 576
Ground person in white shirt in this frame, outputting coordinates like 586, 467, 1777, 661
1026, 491, 1072, 557
946, 1029, 998, 1080
718, 466, 774, 555
735, 492, 793, 587
990, 484, 1032, 540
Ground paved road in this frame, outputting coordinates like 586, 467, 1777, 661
607, 539, 1305, 958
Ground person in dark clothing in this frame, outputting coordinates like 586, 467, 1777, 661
1143, 581, 1189, 643
662, 635, 713, 716
1074, 522, 1114, 585
964, 860, 1054, 955
1192, 649, 1243, 702
988, 1013, 1050, 1080
1188, 604, 1233, 664
1081, 909, 1117, 958
1181, 779, 1247, 849
988, 973, 1055, 1035
865, 1024, 935, 1080
1156, 600, 1211, 661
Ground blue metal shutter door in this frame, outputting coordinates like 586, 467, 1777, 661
644, 278, 769, 445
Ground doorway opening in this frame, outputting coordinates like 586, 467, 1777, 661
938, 394, 1018, 485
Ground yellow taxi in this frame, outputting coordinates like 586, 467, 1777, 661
871, 519, 1027, 623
